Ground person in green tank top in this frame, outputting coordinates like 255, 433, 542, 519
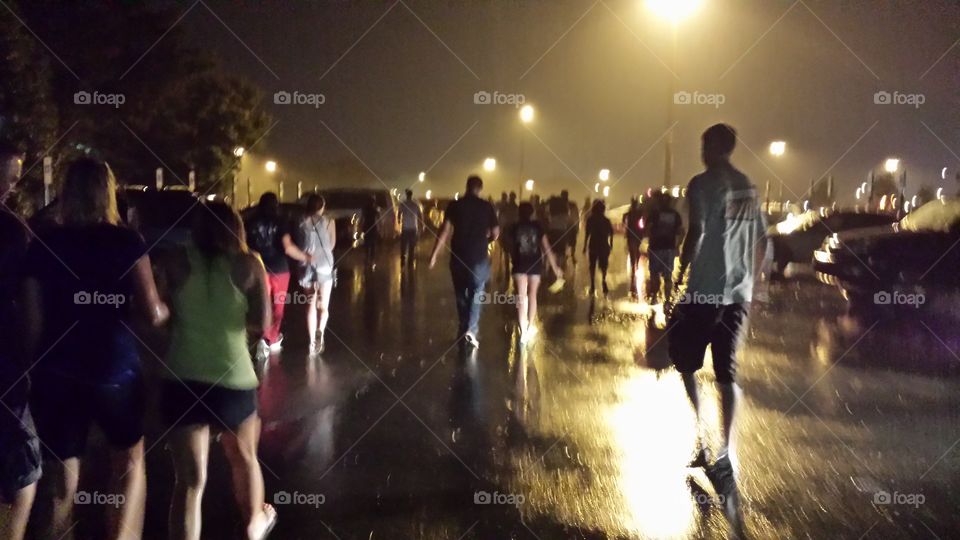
158, 202, 276, 540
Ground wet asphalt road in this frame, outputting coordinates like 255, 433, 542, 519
78, 237, 960, 539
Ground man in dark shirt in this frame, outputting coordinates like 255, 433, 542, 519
245, 192, 311, 360
583, 199, 614, 296
622, 197, 644, 298
429, 175, 499, 348
646, 192, 684, 304
0, 142, 41, 540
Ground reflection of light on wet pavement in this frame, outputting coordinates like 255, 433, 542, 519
609, 373, 699, 538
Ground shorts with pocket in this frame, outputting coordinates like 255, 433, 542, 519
668, 302, 750, 384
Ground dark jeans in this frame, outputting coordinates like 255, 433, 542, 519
450, 258, 491, 336
400, 230, 418, 261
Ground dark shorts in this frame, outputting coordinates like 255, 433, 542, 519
649, 248, 677, 276
31, 373, 145, 460
511, 257, 543, 276
668, 302, 750, 384
0, 414, 42, 502
627, 238, 642, 261
161, 381, 257, 432
589, 249, 610, 271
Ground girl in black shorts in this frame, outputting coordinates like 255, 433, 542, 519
508, 202, 562, 343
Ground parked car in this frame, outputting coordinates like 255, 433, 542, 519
318, 188, 398, 249
814, 199, 960, 306
769, 210, 896, 275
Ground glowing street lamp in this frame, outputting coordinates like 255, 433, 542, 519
265, 160, 278, 173
418, 171, 426, 182
769, 141, 786, 157
483, 158, 496, 172
594, 182, 600, 193
645, 0, 703, 24
602, 185, 610, 198
599, 168, 611, 182
524, 179, 535, 192
884, 158, 900, 174
233, 146, 245, 158
425, 189, 432, 200
519, 104, 535, 124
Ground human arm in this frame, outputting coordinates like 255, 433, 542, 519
678, 181, 704, 282
541, 234, 563, 279
429, 221, 452, 269
131, 255, 169, 327
327, 219, 336, 251
241, 254, 271, 337
282, 233, 312, 263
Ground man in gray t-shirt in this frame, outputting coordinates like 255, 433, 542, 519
668, 124, 765, 529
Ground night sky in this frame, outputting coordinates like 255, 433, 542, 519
179, 0, 958, 203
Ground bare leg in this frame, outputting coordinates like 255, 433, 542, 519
108, 440, 146, 539
306, 286, 319, 344
316, 281, 333, 336
36, 456, 80, 540
527, 275, 541, 328
0, 482, 36, 540
513, 274, 529, 334
681, 372, 704, 450
221, 414, 274, 540
718, 382, 739, 457
168, 425, 210, 540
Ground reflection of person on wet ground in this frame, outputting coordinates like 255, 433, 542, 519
299, 194, 336, 355
583, 199, 614, 297
645, 192, 683, 306
670, 123, 766, 531
397, 189, 423, 265
429, 175, 499, 349
361, 195, 380, 269
508, 202, 563, 344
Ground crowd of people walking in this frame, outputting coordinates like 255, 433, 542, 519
1, 123, 765, 537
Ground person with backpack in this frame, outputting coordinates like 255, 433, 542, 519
244, 192, 312, 363
508, 202, 563, 343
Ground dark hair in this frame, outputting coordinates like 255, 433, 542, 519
702, 123, 737, 155
518, 202, 535, 222
592, 199, 606, 214
60, 157, 119, 225
306, 194, 325, 214
192, 201, 247, 258
466, 175, 483, 193
405, 189, 413, 199
259, 192, 279, 217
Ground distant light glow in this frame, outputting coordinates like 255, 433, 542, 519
769, 141, 786, 157
671, 186, 680, 198
483, 158, 496, 172
942, 167, 948, 180
265, 160, 277, 173
519, 104, 535, 124
599, 169, 611, 182
645, 0, 703, 24
603, 185, 611, 197
233, 146, 245, 157
418, 171, 426, 182
594, 182, 600, 193
884, 158, 899, 174
524, 179, 535, 191
454, 191, 460, 200
425, 189, 432, 200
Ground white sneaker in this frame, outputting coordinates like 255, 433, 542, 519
464, 332, 480, 349
525, 324, 538, 343
255, 339, 270, 363
269, 334, 284, 352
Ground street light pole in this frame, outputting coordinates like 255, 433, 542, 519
664, 25, 677, 187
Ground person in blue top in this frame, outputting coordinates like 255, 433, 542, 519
20, 158, 169, 539
669, 124, 766, 530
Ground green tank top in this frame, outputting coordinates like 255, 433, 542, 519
165, 248, 258, 390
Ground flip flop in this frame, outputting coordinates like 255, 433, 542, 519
255, 503, 278, 540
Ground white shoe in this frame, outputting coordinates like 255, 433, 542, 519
525, 324, 538, 343
255, 339, 270, 363
464, 332, 479, 349
269, 334, 284, 352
